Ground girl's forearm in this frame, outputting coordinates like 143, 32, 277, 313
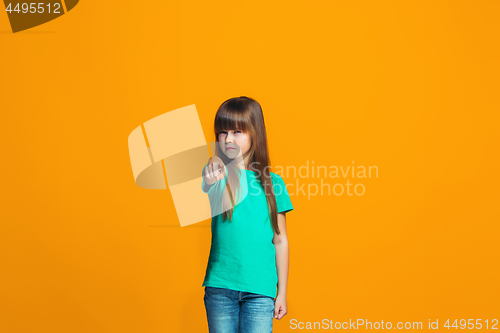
275, 240, 289, 297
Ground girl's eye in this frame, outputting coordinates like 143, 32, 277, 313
220, 130, 240, 134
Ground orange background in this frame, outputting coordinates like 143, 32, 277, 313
1, 1, 499, 332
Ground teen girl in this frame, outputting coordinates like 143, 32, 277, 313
201, 96, 294, 333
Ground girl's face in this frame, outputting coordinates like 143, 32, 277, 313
218, 129, 252, 160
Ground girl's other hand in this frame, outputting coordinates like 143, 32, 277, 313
274, 294, 287, 320
204, 156, 226, 185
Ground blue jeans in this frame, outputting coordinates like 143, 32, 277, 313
204, 286, 276, 333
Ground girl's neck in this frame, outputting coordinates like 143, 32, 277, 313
233, 151, 250, 170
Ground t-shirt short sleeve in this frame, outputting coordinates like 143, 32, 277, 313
273, 174, 294, 214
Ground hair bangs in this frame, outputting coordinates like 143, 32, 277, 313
214, 104, 250, 134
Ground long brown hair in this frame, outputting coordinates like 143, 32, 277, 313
213, 96, 281, 235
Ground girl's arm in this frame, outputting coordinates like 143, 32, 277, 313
272, 212, 289, 319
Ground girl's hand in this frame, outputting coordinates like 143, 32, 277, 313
274, 294, 287, 320
204, 156, 226, 185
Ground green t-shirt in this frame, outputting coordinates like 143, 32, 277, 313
201, 165, 293, 298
